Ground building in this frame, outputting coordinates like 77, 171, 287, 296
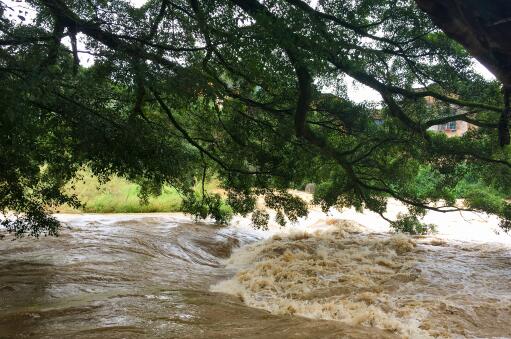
428, 119, 473, 137
424, 95, 475, 137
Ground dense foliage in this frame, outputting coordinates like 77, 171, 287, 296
1, 0, 511, 236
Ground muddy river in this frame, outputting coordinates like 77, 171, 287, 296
1, 209, 510, 338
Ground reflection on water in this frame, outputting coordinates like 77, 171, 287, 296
0, 213, 510, 338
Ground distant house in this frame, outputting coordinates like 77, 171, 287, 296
423, 95, 476, 137
428, 119, 473, 137
370, 90, 476, 137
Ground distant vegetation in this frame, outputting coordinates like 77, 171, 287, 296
58, 171, 221, 214
57, 166, 510, 237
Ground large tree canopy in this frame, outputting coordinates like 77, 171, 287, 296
1, 0, 511, 236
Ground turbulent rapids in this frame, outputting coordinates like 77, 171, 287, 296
212, 219, 511, 338
1, 208, 511, 338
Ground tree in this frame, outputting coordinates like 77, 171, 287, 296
1, 0, 510, 236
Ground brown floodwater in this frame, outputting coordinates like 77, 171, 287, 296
0, 214, 510, 338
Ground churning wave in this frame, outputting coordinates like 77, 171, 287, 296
212, 218, 511, 338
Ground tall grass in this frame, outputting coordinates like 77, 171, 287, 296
59, 171, 220, 213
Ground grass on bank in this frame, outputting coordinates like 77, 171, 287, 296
58, 172, 220, 213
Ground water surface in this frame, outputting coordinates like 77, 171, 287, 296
0, 214, 392, 338
1, 212, 510, 338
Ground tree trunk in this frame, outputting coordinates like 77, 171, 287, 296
414, 0, 511, 85
415, 0, 511, 144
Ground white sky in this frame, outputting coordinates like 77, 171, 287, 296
130, 0, 147, 8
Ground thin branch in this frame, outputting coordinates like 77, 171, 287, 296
149, 86, 272, 175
